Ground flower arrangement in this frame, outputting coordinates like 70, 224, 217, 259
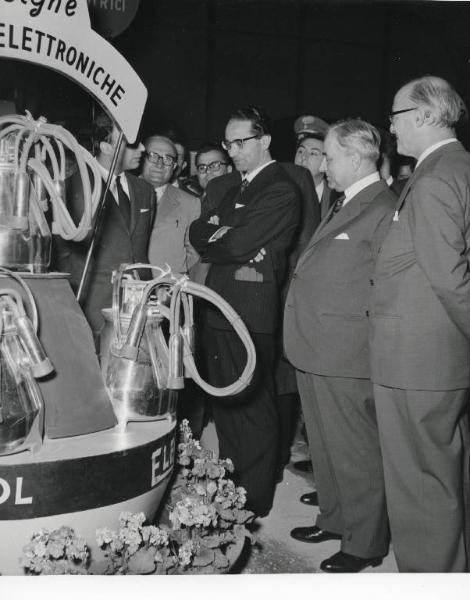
21, 526, 89, 575
20, 420, 255, 575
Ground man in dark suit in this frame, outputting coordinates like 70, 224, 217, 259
284, 119, 395, 572
370, 76, 470, 572
197, 155, 320, 478
189, 106, 300, 517
54, 111, 156, 346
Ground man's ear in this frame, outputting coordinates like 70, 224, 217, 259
261, 134, 272, 150
351, 151, 361, 171
100, 140, 114, 156
415, 107, 431, 128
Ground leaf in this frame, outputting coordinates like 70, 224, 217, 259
127, 548, 156, 574
213, 548, 229, 569
88, 559, 113, 575
219, 509, 235, 521
192, 547, 214, 567
203, 534, 222, 548
235, 509, 254, 524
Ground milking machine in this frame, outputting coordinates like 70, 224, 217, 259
101, 263, 256, 428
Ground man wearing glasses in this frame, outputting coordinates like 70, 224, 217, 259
142, 135, 200, 276
195, 142, 231, 194
370, 76, 470, 572
189, 106, 301, 517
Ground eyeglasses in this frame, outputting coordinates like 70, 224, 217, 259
221, 135, 261, 152
145, 151, 176, 166
388, 107, 417, 123
196, 160, 228, 174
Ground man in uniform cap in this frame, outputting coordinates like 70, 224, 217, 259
294, 114, 329, 142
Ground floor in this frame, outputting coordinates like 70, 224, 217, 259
201, 419, 398, 575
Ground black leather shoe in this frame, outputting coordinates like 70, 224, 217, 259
320, 551, 383, 573
290, 525, 342, 543
293, 460, 313, 473
300, 491, 318, 506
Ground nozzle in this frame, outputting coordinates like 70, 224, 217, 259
168, 332, 184, 389
14, 315, 54, 378
114, 303, 147, 360
13, 172, 30, 230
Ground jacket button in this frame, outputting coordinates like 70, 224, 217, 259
366, 310, 370, 317
369, 279, 374, 286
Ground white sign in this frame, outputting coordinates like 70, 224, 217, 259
0, 0, 147, 142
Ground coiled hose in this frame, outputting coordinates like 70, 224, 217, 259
113, 264, 256, 398
0, 111, 101, 241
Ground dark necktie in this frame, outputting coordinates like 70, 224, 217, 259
327, 194, 345, 222
115, 174, 131, 224
241, 177, 249, 193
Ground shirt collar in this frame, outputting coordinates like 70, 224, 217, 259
243, 159, 276, 183
343, 171, 381, 205
385, 175, 393, 187
155, 184, 167, 202
315, 180, 324, 202
416, 138, 457, 167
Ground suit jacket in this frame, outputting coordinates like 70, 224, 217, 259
53, 171, 156, 335
148, 184, 201, 274
370, 141, 470, 390
201, 163, 320, 285
189, 162, 301, 334
283, 179, 396, 378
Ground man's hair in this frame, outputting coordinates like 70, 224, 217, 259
407, 76, 467, 128
328, 118, 381, 163
195, 142, 230, 165
92, 110, 114, 156
228, 105, 272, 136
296, 132, 325, 148
143, 135, 177, 158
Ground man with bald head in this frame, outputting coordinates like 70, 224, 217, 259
284, 119, 395, 572
370, 76, 470, 572
142, 135, 200, 275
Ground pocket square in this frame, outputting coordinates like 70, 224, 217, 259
334, 232, 350, 240
140, 208, 150, 213
235, 203, 245, 209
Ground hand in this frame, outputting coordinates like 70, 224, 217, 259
249, 248, 266, 263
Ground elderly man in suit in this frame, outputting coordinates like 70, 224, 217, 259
370, 76, 470, 572
284, 118, 395, 572
142, 135, 201, 275
189, 106, 300, 517
54, 111, 156, 346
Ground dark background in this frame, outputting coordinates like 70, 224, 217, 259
2, 0, 470, 160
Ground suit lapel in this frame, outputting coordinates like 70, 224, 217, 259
126, 175, 140, 236
295, 180, 386, 270
157, 184, 180, 222
396, 141, 464, 213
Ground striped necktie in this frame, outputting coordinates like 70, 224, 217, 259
327, 194, 345, 222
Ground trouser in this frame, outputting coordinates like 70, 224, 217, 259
374, 384, 470, 572
296, 371, 389, 558
203, 327, 279, 517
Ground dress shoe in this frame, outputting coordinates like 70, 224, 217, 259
300, 491, 318, 506
290, 525, 342, 543
293, 459, 313, 473
320, 551, 383, 573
